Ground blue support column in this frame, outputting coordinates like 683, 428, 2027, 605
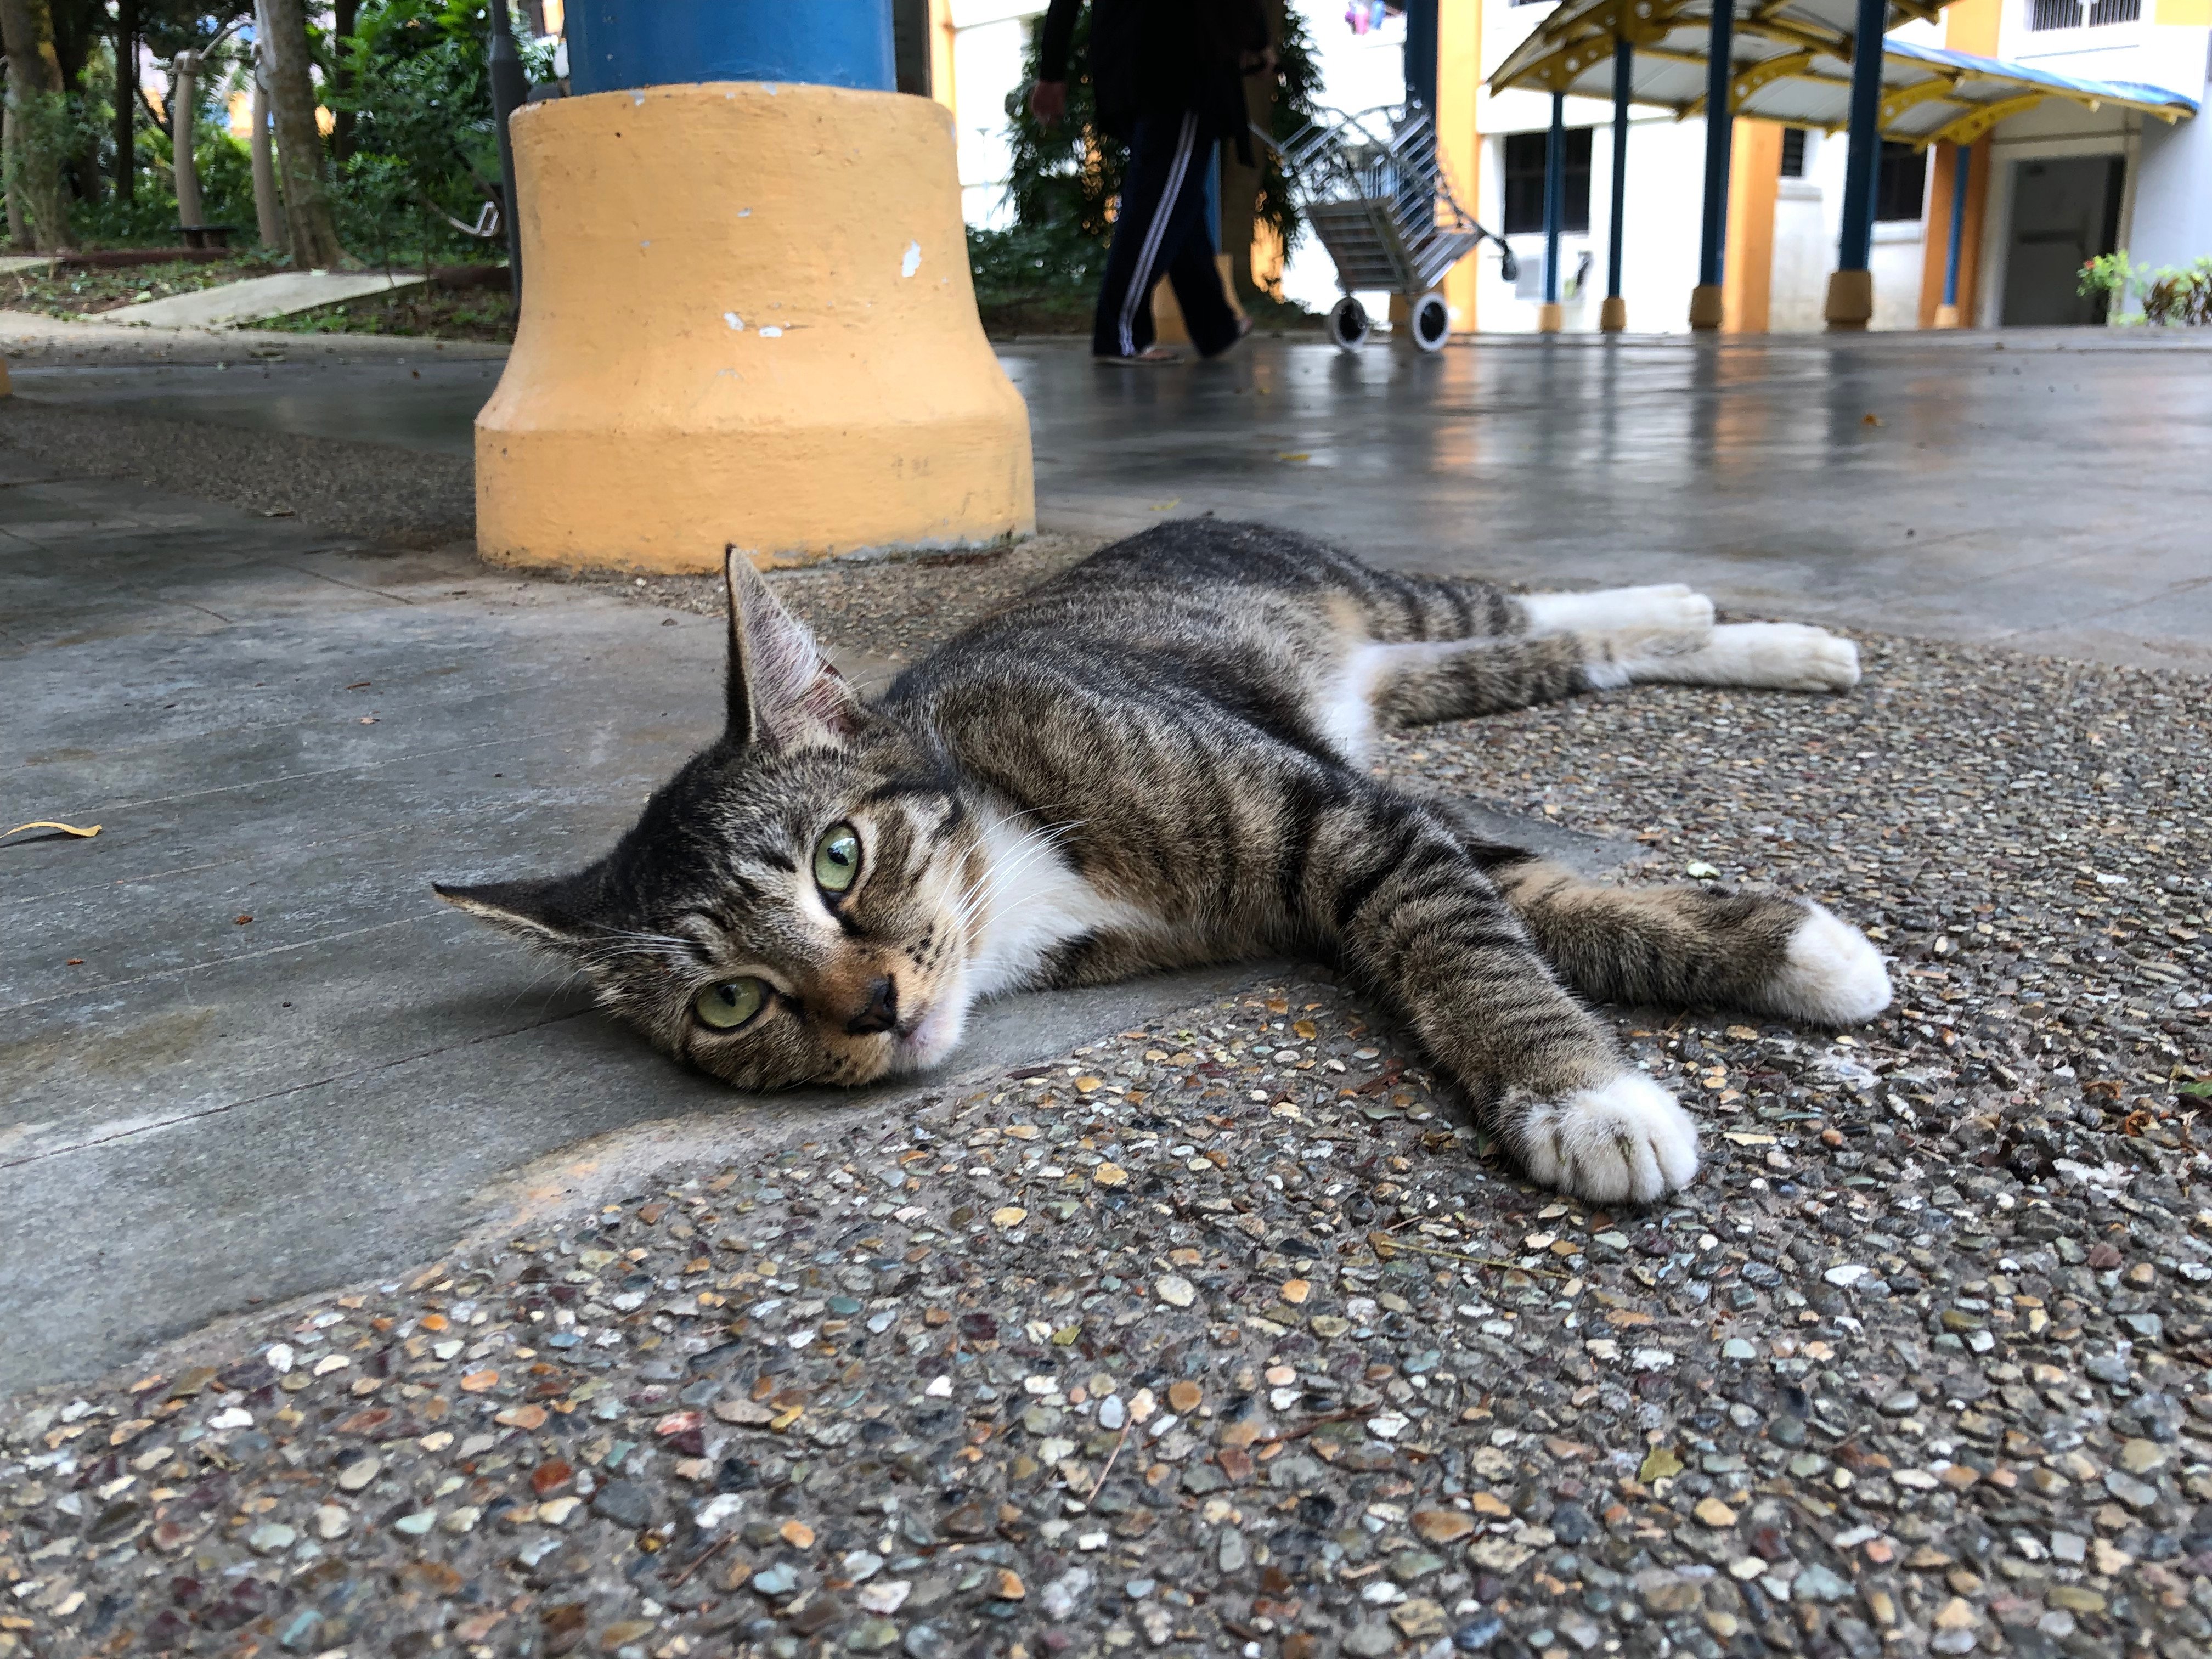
1827, 0, 1888, 326
1691, 0, 1735, 328
563, 4, 895, 94
1601, 38, 1631, 331
1539, 91, 1566, 330
1938, 140, 1971, 323
1403, 0, 1440, 111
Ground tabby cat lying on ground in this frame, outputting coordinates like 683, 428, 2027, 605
439, 522, 1888, 1204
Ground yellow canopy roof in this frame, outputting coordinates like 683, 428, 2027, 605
1489, 0, 2197, 148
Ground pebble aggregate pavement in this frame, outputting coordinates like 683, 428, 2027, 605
4, 551, 2210, 1659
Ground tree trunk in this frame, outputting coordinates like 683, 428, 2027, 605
170, 49, 200, 229
111, 0, 134, 202
259, 0, 343, 267
47, 0, 93, 204
330, 0, 354, 165
2, 77, 25, 249
246, 4, 284, 252
0, 0, 69, 249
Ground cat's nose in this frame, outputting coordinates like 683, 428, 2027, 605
844, 975, 900, 1036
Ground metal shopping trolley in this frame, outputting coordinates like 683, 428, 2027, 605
1269, 102, 1512, 352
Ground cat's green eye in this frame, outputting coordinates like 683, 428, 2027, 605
693, 977, 766, 1030
813, 822, 861, 895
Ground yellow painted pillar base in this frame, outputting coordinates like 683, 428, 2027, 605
1824, 269, 1875, 331
476, 83, 1034, 573
1598, 296, 1627, 334
1932, 301, 1961, 329
1688, 285, 1724, 331
1536, 302, 1564, 334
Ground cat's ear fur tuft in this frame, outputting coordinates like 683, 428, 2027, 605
724, 546, 861, 748
434, 874, 600, 951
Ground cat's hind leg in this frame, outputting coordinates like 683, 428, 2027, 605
1519, 585, 1715, 636
1471, 851, 1892, 1026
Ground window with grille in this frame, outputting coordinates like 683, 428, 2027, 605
1875, 140, 1928, 221
2028, 0, 2140, 29
1780, 127, 1808, 178
1502, 128, 1593, 235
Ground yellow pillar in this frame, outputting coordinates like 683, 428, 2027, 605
1436, 0, 1482, 332
1722, 120, 1780, 333
475, 83, 1034, 573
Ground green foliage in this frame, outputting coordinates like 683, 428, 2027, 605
1001, 7, 1123, 249
7, 87, 79, 246
2078, 250, 2212, 327
967, 219, 1108, 313
329, 0, 551, 266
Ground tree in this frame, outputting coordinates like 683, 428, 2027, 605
259, 0, 342, 264
112, 0, 137, 202
0, 0, 70, 249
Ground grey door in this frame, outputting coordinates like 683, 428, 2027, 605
2001, 156, 2125, 325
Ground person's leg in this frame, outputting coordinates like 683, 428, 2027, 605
1091, 111, 1207, 359
1160, 145, 1244, 357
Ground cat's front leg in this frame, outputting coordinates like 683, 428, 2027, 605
1304, 787, 1699, 1204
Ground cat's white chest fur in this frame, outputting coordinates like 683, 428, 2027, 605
964, 804, 1153, 999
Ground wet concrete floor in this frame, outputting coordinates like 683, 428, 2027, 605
4, 328, 2207, 1398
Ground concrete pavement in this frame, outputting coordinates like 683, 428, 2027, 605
4, 326, 2209, 1401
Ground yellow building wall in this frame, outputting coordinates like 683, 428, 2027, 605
928, 0, 958, 114
1437, 0, 1483, 331
1945, 0, 2004, 54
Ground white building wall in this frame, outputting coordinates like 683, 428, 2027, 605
947, 0, 1048, 230
2130, 112, 2212, 274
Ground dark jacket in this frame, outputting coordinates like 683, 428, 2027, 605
1040, 0, 1271, 156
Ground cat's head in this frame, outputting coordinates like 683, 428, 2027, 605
436, 550, 985, 1090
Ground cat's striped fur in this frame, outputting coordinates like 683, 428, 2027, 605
439, 521, 1887, 1204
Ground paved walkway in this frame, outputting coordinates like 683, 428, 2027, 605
9, 328, 2208, 662
94, 268, 431, 329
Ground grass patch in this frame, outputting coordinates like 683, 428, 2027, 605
260, 278, 516, 343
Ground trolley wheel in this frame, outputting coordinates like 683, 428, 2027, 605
1410, 290, 1452, 352
1328, 295, 1370, 352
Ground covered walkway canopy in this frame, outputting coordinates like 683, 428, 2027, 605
1490, 0, 2197, 148
1481, 0, 2197, 333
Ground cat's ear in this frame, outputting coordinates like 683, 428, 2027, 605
724, 545, 861, 748
433, 873, 601, 952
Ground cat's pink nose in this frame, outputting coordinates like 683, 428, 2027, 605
844, 975, 899, 1036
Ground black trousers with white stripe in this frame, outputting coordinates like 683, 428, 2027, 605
1092, 111, 1241, 359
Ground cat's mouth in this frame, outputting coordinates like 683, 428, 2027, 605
889, 997, 965, 1073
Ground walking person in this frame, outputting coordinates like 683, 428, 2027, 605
1030, 0, 1273, 363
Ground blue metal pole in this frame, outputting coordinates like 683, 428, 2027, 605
1543, 91, 1565, 306
564, 3, 896, 95
1607, 39, 1631, 301
1403, 0, 1440, 111
1942, 140, 1970, 308
1697, 0, 1735, 290
1837, 0, 1887, 273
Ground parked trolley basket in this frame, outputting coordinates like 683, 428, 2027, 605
1268, 101, 1513, 352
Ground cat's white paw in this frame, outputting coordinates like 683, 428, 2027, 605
1518, 1073, 1700, 1204
1695, 623, 1861, 692
1764, 903, 1892, 1025
1525, 585, 1717, 637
